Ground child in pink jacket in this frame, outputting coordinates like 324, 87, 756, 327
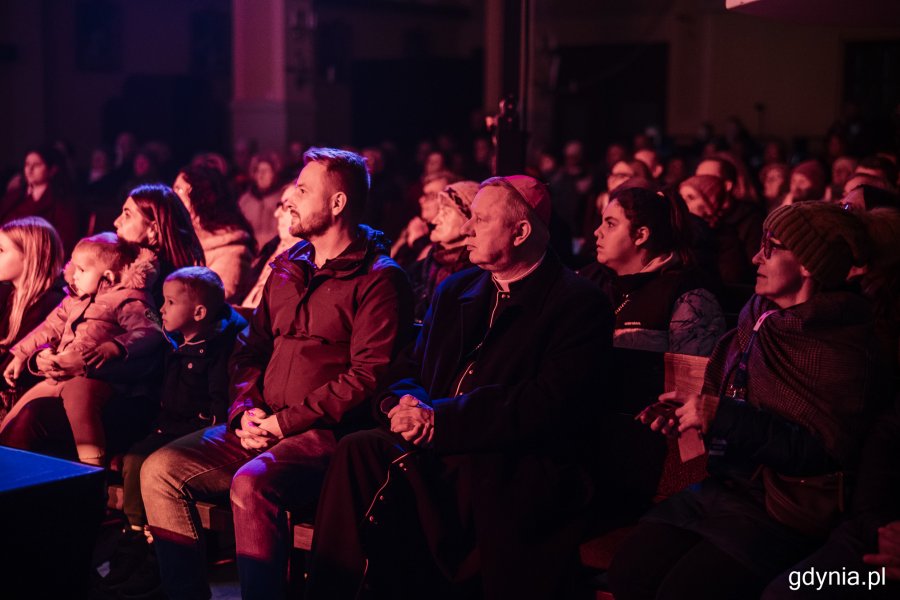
0, 232, 165, 464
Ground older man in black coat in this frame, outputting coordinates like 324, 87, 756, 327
306, 175, 614, 599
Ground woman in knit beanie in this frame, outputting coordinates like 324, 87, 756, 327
611, 201, 885, 600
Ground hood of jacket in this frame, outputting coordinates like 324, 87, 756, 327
63, 247, 160, 298
271, 224, 391, 281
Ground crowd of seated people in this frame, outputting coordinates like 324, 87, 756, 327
0, 109, 898, 600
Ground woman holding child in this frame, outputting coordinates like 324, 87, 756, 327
608, 202, 887, 599
0, 233, 166, 465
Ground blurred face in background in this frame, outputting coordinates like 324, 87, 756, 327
679, 183, 715, 223
254, 160, 276, 192
762, 167, 788, 201
789, 173, 815, 201
419, 178, 448, 223
607, 161, 636, 193
24, 153, 51, 187
831, 157, 857, 189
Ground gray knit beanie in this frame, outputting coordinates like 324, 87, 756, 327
763, 202, 870, 288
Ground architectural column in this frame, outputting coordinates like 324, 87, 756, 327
232, 0, 317, 151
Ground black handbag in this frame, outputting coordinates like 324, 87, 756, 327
761, 467, 845, 539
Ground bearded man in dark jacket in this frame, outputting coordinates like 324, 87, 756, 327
141, 148, 413, 600
306, 175, 614, 599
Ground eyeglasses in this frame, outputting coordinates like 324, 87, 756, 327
760, 233, 787, 260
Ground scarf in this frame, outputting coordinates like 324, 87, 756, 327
703, 292, 882, 465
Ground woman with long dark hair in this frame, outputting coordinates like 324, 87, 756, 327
113, 184, 205, 300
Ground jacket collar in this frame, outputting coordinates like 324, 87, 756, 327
458, 250, 562, 310
272, 224, 390, 281
166, 304, 248, 351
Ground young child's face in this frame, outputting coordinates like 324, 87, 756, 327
160, 280, 199, 334
70, 248, 110, 296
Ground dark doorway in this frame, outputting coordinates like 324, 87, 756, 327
553, 43, 668, 153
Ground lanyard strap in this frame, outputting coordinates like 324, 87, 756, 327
726, 309, 778, 401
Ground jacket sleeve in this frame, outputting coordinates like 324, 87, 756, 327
274, 266, 414, 436
227, 278, 275, 429
431, 286, 614, 454
11, 296, 70, 361
112, 297, 166, 358
708, 397, 839, 475
668, 289, 726, 357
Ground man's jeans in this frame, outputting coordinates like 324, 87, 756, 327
141, 424, 335, 600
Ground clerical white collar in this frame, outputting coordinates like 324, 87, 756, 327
491, 253, 546, 292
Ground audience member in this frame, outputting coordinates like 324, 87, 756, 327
113, 184, 205, 302
826, 156, 858, 202
0, 146, 81, 251
238, 151, 285, 249
785, 160, 827, 203
759, 163, 790, 213
239, 186, 301, 311
96, 267, 247, 597
596, 159, 652, 217
693, 158, 763, 286
583, 185, 725, 356
391, 170, 457, 269
0, 218, 66, 420
140, 148, 413, 600
174, 165, 256, 302
406, 180, 479, 322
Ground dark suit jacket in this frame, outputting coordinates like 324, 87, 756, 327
385, 251, 614, 597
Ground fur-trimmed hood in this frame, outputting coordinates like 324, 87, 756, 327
63, 246, 160, 298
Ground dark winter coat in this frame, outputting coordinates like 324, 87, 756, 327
157, 305, 247, 437
383, 252, 614, 597
227, 225, 414, 437
580, 258, 725, 356
645, 291, 885, 578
